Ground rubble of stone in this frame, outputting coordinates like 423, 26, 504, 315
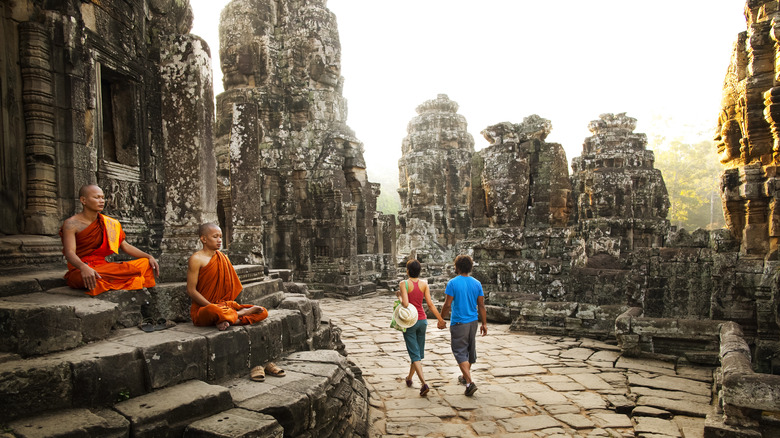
215, 0, 396, 294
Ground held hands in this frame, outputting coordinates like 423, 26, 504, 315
81, 265, 102, 291
437, 319, 447, 330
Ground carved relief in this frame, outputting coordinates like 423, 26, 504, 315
19, 22, 58, 235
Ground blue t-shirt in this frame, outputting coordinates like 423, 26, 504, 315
445, 275, 484, 324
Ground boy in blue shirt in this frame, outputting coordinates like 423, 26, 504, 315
440, 254, 487, 396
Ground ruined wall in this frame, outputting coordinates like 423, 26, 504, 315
216, 0, 394, 291
396, 94, 474, 264
0, 0, 217, 279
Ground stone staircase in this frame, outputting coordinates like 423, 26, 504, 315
0, 267, 370, 437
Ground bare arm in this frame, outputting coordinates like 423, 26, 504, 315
186, 255, 211, 307
120, 240, 160, 277
61, 219, 101, 290
441, 295, 453, 321
399, 281, 409, 308
477, 295, 488, 336
422, 282, 445, 328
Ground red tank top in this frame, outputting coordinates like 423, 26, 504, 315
406, 279, 427, 320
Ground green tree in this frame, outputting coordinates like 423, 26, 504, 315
652, 139, 724, 230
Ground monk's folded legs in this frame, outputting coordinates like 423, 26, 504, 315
193, 303, 239, 329
237, 304, 268, 325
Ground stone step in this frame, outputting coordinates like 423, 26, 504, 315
114, 380, 233, 437
0, 297, 336, 424
0, 292, 119, 356
238, 278, 286, 309
4, 350, 369, 438
48, 285, 153, 328
0, 267, 66, 298
233, 264, 266, 283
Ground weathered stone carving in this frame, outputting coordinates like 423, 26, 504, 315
19, 21, 58, 235
474, 115, 572, 229
216, 0, 394, 291
397, 94, 474, 263
571, 113, 670, 258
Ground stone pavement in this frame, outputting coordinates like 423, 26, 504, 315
320, 295, 714, 438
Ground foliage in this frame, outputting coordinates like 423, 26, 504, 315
651, 139, 725, 230
376, 189, 401, 217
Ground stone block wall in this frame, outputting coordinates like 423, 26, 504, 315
0, 0, 218, 279
214, 0, 394, 290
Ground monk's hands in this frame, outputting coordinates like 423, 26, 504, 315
148, 256, 160, 278
80, 266, 101, 291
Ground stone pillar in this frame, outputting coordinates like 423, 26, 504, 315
226, 102, 264, 267
157, 35, 217, 281
19, 22, 58, 235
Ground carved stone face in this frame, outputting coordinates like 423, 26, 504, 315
715, 110, 743, 164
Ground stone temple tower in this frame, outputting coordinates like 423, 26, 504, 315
215, 0, 395, 290
571, 113, 670, 261
397, 94, 475, 263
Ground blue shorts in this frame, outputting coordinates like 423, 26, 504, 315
450, 320, 478, 364
402, 319, 428, 362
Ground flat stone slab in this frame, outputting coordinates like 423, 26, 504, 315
634, 416, 682, 437
636, 395, 712, 417
554, 413, 596, 429
628, 373, 711, 397
630, 385, 711, 404
110, 327, 208, 389
500, 414, 561, 432
8, 408, 128, 438
0, 268, 65, 298
0, 356, 73, 422
45, 340, 147, 406
114, 380, 232, 438
184, 408, 284, 438
0, 292, 118, 356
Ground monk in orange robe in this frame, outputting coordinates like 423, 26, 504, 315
60, 184, 159, 296
187, 223, 267, 330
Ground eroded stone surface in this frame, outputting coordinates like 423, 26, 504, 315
321, 295, 711, 437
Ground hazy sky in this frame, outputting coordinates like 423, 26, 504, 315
191, 1, 747, 181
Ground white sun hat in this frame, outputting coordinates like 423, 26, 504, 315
393, 303, 419, 329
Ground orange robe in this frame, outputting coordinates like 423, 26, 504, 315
191, 251, 268, 327
62, 214, 155, 296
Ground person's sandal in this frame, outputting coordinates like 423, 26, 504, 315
138, 318, 155, 333
419, 383, 429, 396
265, 362, 286, 377
250, 365, 265, 382
405, 378, 413, 387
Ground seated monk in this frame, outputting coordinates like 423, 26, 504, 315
187, 223, 268, 330
60, 184, 159, 296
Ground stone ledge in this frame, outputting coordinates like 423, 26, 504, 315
114, 380, 233, 438
707, 321, 780, 436
7, 408, 129, 438
0, 292, 119, 356
616, 307, 724, 365
184, 408, 284, 438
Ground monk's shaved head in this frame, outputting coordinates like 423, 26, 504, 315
199, 223, 220, 236
79, 184, 101, 197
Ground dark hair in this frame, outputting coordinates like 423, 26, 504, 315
406, 259, 421, 278
454, 254, 473, 275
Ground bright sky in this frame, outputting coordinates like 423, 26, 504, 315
192, 1, 747, 181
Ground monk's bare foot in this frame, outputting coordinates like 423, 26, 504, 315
216, 321, 230, 331
237, 305, 264, 317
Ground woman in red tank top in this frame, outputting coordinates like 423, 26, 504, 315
398, 259, 446, 396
